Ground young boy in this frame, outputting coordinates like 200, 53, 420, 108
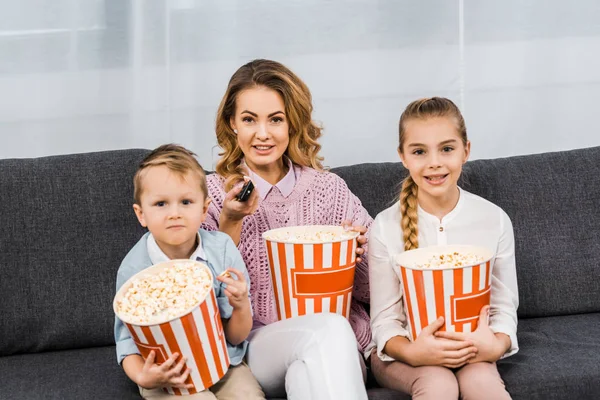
114, 144, 264, 399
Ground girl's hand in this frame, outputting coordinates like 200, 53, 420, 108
221, 177, 259, 223
408, 317, 478, 368
342, 221, 367, 263
136, 351, 193, 390
434, 306, 509, 363
217, 268, 250, 311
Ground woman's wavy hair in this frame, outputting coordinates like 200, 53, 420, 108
398, 97, 467, 251
215, 59, 324, 191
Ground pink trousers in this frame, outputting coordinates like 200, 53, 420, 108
370, 351, 511, 400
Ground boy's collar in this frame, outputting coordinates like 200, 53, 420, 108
147, 232, 207, 264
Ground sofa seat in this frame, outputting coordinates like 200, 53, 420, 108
498, 312, 600, 399
5, 314, 599, 399
0, 345, 407, 400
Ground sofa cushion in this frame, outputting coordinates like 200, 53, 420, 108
497, 312, 600, 399
333, 146, 600, 318
0, 346, 140, 400
0, 150, 148, 356
0, 346, 406, 400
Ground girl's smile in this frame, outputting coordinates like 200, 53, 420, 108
400, 117, 470, 216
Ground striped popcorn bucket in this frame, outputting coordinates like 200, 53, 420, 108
394, 245, 494, 341
113, 260, 230, 395
263, 225, 359, 321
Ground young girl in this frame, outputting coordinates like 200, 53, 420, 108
367, 97, 518, 399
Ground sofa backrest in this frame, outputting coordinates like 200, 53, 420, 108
333, 146, 600, 319
0, 149, 148, 356
2, 146, 599, 356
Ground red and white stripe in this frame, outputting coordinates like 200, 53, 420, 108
126, 289, 230, 395
400, 261, 492, 341
266, 238, 357, 321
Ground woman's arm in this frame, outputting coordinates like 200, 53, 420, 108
337, 179, 374, 304
203, 176, 259, 246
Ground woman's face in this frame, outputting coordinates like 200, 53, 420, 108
231, 86, 290, 176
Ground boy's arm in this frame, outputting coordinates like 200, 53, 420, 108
219, 236, 253, 345
114, 265, 142, 364
122, 354, 147, 386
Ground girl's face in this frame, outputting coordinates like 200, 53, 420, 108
230, 86, 290, 176
399, 117, 470, 205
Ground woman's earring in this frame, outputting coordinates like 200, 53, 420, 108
233, 129, 238, 134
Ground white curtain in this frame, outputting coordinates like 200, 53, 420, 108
1, 0, 599, 169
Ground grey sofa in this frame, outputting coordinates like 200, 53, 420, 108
1, 146, 599, 400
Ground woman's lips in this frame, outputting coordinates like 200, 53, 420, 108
253, 145, 275, 155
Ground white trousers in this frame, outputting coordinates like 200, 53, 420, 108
246, 313, 368, 400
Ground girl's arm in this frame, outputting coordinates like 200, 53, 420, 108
488, 210, 519, 358
368, 214, 412, 361
369, 212, 478, 367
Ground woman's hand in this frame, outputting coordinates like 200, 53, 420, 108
342, 221, 367, 263
434, 306, 510, 363
407, 317, 478, 368
136, 351, 193, 390
221, 177, 259, 223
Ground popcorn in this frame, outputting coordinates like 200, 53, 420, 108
116, 261, 212, 324
264, 228, 357, 243
414, 251, 485, 269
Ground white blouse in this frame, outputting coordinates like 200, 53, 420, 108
367, 187, 519, 361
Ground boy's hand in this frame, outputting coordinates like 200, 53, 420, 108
217, 268, 250, 310
136, 351, 194, 390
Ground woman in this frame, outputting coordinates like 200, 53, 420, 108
201, 59, 372, 400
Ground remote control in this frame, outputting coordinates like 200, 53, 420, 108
236, 180, 255, 202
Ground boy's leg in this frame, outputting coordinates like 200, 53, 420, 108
370, 349, 459, 400
210, 362, 265, 400
455, 362, 511, 400
138, 386, 217, 400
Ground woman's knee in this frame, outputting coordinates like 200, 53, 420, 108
314, 313, 355, 342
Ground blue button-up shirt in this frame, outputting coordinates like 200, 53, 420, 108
114, 229, 250, 366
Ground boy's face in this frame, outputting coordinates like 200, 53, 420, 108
133, 165, 210, 257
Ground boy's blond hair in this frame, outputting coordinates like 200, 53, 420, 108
134, 144, 208, 205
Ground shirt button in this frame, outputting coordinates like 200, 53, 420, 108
439, 226, 444, 232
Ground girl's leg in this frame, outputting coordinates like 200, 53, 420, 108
455, 362, 511, 400
370, 350, 459, 400
245, 313, 368, 400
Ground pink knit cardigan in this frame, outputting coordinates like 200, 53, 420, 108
202, 166, 373, 352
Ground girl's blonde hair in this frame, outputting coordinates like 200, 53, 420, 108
134, 144, 207, 205
215, 59, 324, 191
398, 97, 467, 251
